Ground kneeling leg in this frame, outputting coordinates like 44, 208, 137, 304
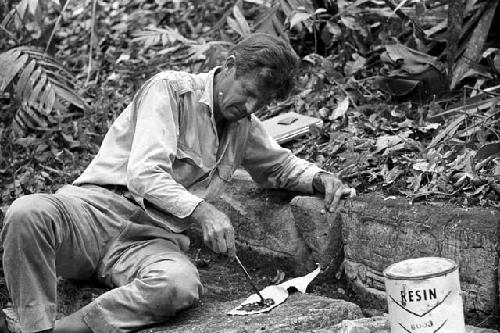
80, 238, 202, 333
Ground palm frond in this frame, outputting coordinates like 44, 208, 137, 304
14, 102, 50, 133
0, 50, 29, 91
2, 0, 38, 29
132, 26, 193, 49
2, 0, 63, 26
0, 46, 87, 132
187, 41, 234, 60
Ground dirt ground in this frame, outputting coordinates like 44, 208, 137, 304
189, 238, 500, 329
188, 238, 500, 331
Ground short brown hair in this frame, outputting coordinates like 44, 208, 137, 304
230, 33, 299, 100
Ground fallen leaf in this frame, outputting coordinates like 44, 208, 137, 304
376, 135, 402, 153
329, 97, 349, 120
475, 141, 500, 162
290, 12, 313, 29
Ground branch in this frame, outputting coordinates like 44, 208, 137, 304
203, 0, 241, 37
0, 24, 18, 43
464, 85, 500, 97
381, 0, 427, 42
85, 0, 97, 86
332, 79, 359, 111
45, 0, 73, 54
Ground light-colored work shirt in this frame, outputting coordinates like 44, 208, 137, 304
74, 68, 323, 232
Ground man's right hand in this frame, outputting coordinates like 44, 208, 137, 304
190, 201, 236, 257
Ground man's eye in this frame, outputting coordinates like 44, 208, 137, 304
246, 89, 256, 98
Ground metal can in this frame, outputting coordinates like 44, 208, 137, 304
383, 257, 466, 333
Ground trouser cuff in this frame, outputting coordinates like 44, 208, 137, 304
17, 304, 55, 333
81, 301, 121, 333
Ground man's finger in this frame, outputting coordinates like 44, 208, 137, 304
207, 228, 220, 253
339, 187, 356, 198
202, 226, 210, 248
218, 237, 227, 254
328, 187, 355, 212
210, 235, 219, 253
225, 227, 236, 258
214, 228, 227, 254
328, 187, 344, 213
323, 181, 335, 211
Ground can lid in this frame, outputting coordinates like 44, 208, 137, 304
383, 257, 457, 280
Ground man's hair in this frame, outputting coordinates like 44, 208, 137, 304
230, 33, 299, 100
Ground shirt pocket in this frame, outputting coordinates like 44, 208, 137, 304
172, 145, 210, 187
177, 144, 204, 168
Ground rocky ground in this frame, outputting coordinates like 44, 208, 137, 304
41, 232, 496, 332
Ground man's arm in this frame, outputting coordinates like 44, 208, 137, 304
127, 78, 235, 256
127, 78, 203, 219
241, 116, 324, 193
242, 116, 355, 212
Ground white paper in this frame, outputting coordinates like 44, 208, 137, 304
227, 264, 321, 316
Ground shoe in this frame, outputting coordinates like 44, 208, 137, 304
0, 308, 21, 333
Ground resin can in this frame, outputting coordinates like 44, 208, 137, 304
383, 257, 466, 333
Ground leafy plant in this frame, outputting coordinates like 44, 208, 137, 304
0, 46, 86, 133
131, 24, 233, 71
2, 0, 59, 45
132, 26, 194, 49
1, 0, 87, 135
227, 5, 251, 37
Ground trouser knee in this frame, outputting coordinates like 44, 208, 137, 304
142, 265, 202, 319
1, 194, 58, 248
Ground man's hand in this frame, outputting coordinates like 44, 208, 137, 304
190, 201, 236, 257
312, 172, 356, 213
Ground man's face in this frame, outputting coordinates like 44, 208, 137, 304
216, 67, 275, 122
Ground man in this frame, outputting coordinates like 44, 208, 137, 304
0, 33, 354, 333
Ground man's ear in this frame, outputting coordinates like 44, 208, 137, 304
224, 55, 236, 70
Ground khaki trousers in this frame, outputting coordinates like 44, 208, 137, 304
1, 185, 202, 333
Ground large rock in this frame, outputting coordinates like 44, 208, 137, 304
211, 169, 307, 267
142, 294, 363, 333
291, 196, 344, 274
341, 194, 499, 316
210, 173, 499, 318
316, 316, 498, 333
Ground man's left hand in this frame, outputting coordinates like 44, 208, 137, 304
312, 172, 356, 213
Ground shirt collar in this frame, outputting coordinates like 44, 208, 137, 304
198, 66, 221, 114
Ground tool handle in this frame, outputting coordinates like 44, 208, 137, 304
234, 255, 266, 302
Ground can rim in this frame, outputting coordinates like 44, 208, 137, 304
383, 257, 458, 280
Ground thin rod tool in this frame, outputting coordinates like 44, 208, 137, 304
234, 254, 266, 303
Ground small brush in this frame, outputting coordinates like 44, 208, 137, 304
234, 254, 266, 303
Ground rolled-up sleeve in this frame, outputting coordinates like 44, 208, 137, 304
127, 79, 203, 218
242, 116, 323, 193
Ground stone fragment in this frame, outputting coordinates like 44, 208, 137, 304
211, 169, 308, 265
329, 316, 389, 333
316, 316, 499, 333
290, 195, 344, 274
141, 294, 363, 333
341, 194, 499, 316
